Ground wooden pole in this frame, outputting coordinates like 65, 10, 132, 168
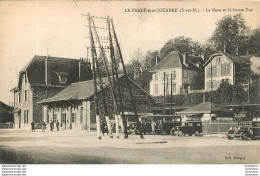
88, 14, 101, 139
163, 72, 166, 115
90, 16, 121, 138
170, 73, 173, 115
108, 17, 128, 138
111, 19, 143, 139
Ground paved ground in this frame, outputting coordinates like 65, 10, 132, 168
0, 129, 259, 164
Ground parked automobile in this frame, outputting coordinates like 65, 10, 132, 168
227, 121, 260, 140
127, 114, 182, 135
171, 121, 202, 137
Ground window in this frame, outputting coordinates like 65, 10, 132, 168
80, 107, 83, 124
208, 68, 211, 77
213, 67, 217, 76
183, 69, 188, 78
62, 113, 66, 124
46, 110, 49, 123
24, 90, 29, 101
18, 92, 21, 102
154, 73, 158, 81
53, 114, 57, 123
60, 76, 67, 83
72, 113, 76, 123
24, 110, 29, 124
154, 84, 158, 95
225, 65, 230, 75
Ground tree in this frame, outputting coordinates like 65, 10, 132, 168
159, 36, 203, 60
248, 26, 260, 56
210, 13, 250, 55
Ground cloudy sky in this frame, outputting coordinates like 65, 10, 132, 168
0, 1, 259, 104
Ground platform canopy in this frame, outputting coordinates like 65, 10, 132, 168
176, 102, 231, 114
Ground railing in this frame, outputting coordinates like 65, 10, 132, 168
0, 122, 14, 129
202, 121, 239, 134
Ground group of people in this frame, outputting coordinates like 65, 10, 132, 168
31, 120, 60, 132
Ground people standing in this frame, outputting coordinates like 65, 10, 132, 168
151, 119, 156, 135
50, 120, 54, 131
56, 120, 59, 131
31, 121, 35, 132
42, 121, 46, 132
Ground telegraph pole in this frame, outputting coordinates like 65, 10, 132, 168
108, 17, 128, 138
111, 19, 143, 139
88, 14, 101, 140
90, 16, 121, 138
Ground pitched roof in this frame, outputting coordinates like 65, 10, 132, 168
17, 55, 92, 89
149, 51, 204, 72
176, 102, 231, 114
38, 75, 154, 104
204, 51, 251, 66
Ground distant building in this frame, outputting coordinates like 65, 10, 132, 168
204, 51, 251, 91
10, 55, 92, 129
149, 51, 204, 96
39, 75, 155, 130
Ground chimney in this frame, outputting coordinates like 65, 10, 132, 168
200, 53, 205, 61
183, 53, 188, 66
45, 55, 50, 85
79, 58, 84, 82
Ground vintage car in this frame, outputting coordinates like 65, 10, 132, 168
227, 121, 260, 140
127, 114, 182, 135
170, 121, 202, 137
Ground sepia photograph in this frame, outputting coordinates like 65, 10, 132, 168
0, 1, 259, 169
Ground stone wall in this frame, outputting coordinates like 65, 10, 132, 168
33, 87, 65, 123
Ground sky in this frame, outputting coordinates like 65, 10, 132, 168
0, 1, 259, 105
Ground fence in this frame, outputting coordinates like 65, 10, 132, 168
0, 122, 14, 129
202, 121, 239, 134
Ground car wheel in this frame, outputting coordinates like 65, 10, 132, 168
228, 136, 233, 140
188, 133, 193, 136
178, 131, 183, 137
241, 132, 248, 140
195, 131, 200, 136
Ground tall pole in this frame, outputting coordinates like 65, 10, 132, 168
108, 17, 128, 138
88, 14, 101, 140
163, 72, 166, 115
170, 73, 173, 115
91, 16, 121, 138
111, 19, 143, 139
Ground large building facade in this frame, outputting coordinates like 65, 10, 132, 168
39, 75, 155, 130
149, 51, 204, 96
10, 55, 92, 129
204, 51, 251, 91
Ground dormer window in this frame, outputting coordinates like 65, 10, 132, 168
60, 75, 67, 83
55, 72, 68, 84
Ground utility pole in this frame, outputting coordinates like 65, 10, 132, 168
90, 16, 122, 139
108, 17, 128, 138
111, 19, 143, 139
88, 14, 101, 140
170, 73, 173, 115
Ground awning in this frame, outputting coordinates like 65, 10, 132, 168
176, 102, 232, 114
13, 107, 21, 113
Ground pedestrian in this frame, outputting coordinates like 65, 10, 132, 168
56, 120, 59, 131
42, 121, 46, 132
31, 121, 35, 132
151, 119, 156, 134
101, 121, 108, 136
158, 119, 163, 135
50, 120, 54, 131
